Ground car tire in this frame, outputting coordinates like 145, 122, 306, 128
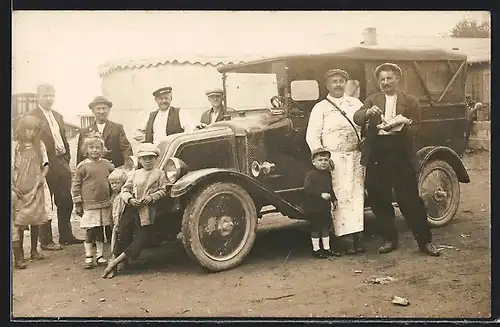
181, 182, 258, 272
418, 160, 460, 228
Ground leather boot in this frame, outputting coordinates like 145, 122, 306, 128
30, 225, 44, 260
13, 241, 27, 269
378, 240, 398, 254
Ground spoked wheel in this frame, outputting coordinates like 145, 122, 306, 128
419, 160, 460, 228
181, 182, 257, 272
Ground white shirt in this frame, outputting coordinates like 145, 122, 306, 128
133, 107, 197, 145
39, 105, 66, 155
210, 108, 222, 124
96, 122, 106, 134
378, 94, 398, 136
306, 94, 363, 152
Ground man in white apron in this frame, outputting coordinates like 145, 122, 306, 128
306, 69, 365, 254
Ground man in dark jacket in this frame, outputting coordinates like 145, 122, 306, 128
133, 87, 197, 145
199, 88, 236, 127
76, 96, 133, 168
26, 84, 83, 249
353, 63, 440, 257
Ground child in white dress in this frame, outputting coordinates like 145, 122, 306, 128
72, 134, 115, 269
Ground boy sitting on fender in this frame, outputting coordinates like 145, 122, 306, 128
304, 148, 342, 259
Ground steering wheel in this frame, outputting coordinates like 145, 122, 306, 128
270, 96, 285, 109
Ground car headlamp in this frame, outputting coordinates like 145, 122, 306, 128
165, 157, 188, 183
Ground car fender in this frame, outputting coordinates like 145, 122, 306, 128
170, 168, 304, 219
417, 146, 470, 183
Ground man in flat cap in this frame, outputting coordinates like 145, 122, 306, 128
26, 83, 83, 249
353, 62, 441, 256
199, 88, 236, 127
77, 96, 133, 168
306, 68, 366, 254
133, 87, 197, 145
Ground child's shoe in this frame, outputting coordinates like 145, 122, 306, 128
95, 241, 108, 265
84, 242, 94, 269
13, 241, 27, 269
322, 248, 342, 257
312, 249, 327, 259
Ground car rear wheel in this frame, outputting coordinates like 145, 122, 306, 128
181, 182, 258, 272
419, 160, 460, 228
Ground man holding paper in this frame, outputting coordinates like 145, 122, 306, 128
353, 62, 440, 257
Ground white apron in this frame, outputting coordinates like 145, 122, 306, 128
306, 95, 364, 236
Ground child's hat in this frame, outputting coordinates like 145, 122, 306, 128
311, 147, 331, 160
136, 143, 160, 158
108, 168, 128, 182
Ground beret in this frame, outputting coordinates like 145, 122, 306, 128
324, 69, 349, 80
136, 142, 160, 158
374, 63, 403, 79
153, 86, 172, 97
205, 88, 224, 97
311, 147, 331, 160
88, 96, 112, 109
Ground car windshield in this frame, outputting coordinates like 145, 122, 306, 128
225, 72, 280, 111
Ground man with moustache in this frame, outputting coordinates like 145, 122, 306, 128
353, 63, 440, 256
133, 87, 198, 145
27, 84, 84, 249
199, 88, 235, 127
76, 96, 133, 168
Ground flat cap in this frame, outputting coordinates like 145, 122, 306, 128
311, 147, 331, 160
205, 88, 224, 97
325, 69, 349, 81
374, 62, 403, 79
153, 86, 172, 97
136, 142, 160, 158
88, 95, 112, 109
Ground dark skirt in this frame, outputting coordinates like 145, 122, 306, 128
113, 205, 153, 260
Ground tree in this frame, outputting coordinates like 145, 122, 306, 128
450, 19, 490, 38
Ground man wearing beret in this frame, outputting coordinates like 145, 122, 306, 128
306, 68, 365, 254
26, 83, 83, 249
77, 96, 133, 168
199, 88, 236, 127
353, 62, 440, 256
133, 87, 197, 145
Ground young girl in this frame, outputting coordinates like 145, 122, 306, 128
72, 133, 114, 269
11, 115, 50, 269
102, 143, 167, 279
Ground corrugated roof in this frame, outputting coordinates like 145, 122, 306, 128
98, 56, 249, 76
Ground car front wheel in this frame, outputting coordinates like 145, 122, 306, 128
419, 160, 460, 228
181, 182, 258, 272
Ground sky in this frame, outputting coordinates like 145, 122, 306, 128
12, 10, 490, 124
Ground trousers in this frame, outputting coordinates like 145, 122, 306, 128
365, 149, 432, 246
39, 155, 75, 245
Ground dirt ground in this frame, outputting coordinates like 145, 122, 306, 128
12, 150, 491, 319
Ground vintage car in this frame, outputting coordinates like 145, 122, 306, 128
135, 46, 470, 272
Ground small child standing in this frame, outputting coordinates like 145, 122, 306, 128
304, 148, 342, 259
102, 143, 167, 279
106, 168, 129, 278
11, 115, 50, 269
72, 134, 115, 269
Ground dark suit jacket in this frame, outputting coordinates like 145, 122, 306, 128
76, 120, 133, 167
353, 91, 421, 172
303, 168, 337, 214
26, 107, 71, 163
200, 107, 236, 125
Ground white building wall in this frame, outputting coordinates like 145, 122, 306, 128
101, 62, 224, 151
